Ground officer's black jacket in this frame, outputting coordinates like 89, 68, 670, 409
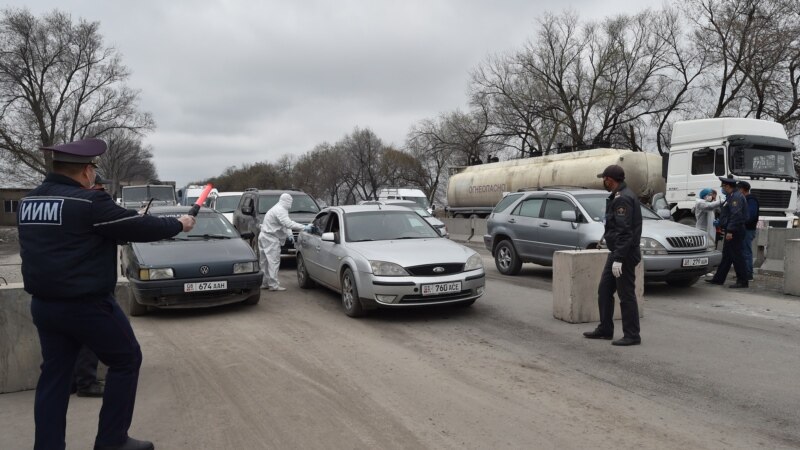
603, 182, 642, 263
744, 194, 760, 230
18, 173, 183, 301
719, 189, 747, 232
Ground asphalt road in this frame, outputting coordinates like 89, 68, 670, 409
1, 247, 799, 449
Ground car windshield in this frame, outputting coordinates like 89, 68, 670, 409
258, 194, 320, 214
344, 210, 440, 242
576, 194, 661, 221
214, 194, 242, 213
151, 211, 240, 240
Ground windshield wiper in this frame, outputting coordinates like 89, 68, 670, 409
186, 234, 230, 240
349, 238, 374, 242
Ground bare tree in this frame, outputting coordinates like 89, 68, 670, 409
0, 8, 154, 175
96, 130, 157, 197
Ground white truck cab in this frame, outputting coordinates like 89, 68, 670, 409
177, 184, 219, 207
667, 118, 798, 228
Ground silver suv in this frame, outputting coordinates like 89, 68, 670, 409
483, 188, 722, 286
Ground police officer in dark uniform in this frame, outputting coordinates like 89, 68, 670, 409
18, 139, 196, 450
706, 176, 749, 288
583, 165, 643, 346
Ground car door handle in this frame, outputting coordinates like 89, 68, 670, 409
539, 222, 550, 228
508, 218, 516, 223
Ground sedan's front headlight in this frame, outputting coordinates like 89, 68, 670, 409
640, 238, 668, 255
370, 260, 409, 276
140, 268, 174, 280
464, 253, 483, 271
234, 261, 258, 274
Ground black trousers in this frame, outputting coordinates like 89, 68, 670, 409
597, 254, 640, 339
712, 228, 748, 285
30, 295, 142, 450
73, 346, 99, 391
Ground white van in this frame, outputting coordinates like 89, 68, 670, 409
377, 188, 431, 213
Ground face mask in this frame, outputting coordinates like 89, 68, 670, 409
704, 195, 713, 201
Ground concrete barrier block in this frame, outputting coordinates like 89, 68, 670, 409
0, 280, 130, 394
552, 250, 644, 324
784, 239, 800, 296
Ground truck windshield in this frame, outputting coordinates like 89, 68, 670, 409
729, 145, 796, 178
406, 196, 431, 210
123, 186, 175, 203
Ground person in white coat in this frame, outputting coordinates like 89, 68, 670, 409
694, 188, 721, 243
259, 193, 306, 291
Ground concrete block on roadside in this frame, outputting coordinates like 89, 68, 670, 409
552, 250, 644, 324
784, 239, 800, 296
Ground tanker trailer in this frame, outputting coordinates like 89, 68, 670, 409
445, 148, 665, 218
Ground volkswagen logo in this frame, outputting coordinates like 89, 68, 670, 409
199, 265, 210, 275
432, 266, 445, 273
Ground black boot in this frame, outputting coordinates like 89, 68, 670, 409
94, 437, 154, 450
583, 329, 613, 340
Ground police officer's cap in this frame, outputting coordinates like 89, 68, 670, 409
736, 180, 751, 190
94, 173, 113, 185
597, 165, 625, 181
41, 138, 106, 164
718, 176, 737, 187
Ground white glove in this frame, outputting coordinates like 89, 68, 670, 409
612, 261, 623, 278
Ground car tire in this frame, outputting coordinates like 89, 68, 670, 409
341, 267, 365, 317
243, 290, 261, 305
296, 253, 316, 289
494, 240, 522, 275
666, 276, 701, 287
127, 284, 148, 317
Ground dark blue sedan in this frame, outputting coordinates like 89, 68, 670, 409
121, 206, 262, 315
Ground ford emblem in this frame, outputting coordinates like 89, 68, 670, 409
200, 265, 210, 275
433, 266, 445, 273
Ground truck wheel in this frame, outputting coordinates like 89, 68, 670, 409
494, 240, 522, 275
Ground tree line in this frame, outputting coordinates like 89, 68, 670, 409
1, 2, 799, 206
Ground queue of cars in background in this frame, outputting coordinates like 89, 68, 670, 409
295, 205, 485, 317
483, 188, 722, 287
120, 206, 262, 316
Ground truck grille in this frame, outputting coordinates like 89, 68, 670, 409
666, 235, 706, 249
750, 189, 791, 209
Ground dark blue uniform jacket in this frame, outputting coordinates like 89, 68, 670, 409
744, 194, 760, 230
604, 182, 643, 264
18, 173, 182, 301
719, 190, 747, 232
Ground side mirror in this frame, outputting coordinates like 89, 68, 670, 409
321, 232, 339, 244
561, 210, 577, 222
240, 232, 254, 241
656, 209, 672, 220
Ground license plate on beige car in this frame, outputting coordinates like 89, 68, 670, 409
682, 257, 708, 267
184, 281, 227, 292
421, 281, 461, 296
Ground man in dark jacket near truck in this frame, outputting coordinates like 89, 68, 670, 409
583, 165, 643, 346
706, 176, 749, 288
738, 181, 760, 281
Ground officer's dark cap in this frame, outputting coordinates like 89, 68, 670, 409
736, 180, 751, 190
94, 173, 113, 185
597, 164, 625, 181
718, 176, 737, 187
41, 138, 106, 164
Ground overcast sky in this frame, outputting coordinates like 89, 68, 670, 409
14, 0, 663, 187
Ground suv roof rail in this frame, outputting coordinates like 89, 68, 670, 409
244, 188, 259, 192
516, 185, 591, 192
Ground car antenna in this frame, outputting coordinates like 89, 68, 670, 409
143, 198, 154, 215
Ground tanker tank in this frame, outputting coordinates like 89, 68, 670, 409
446, 148, 665, 217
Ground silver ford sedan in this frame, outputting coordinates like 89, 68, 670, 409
296, 205, 485, 317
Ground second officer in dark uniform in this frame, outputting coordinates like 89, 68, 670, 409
18, 139, 196, 450
583, 165, 642, 346
706, 176, 749, 288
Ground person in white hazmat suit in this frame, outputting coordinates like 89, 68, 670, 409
694, 188, 721, 243
259, 193, 307, 291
